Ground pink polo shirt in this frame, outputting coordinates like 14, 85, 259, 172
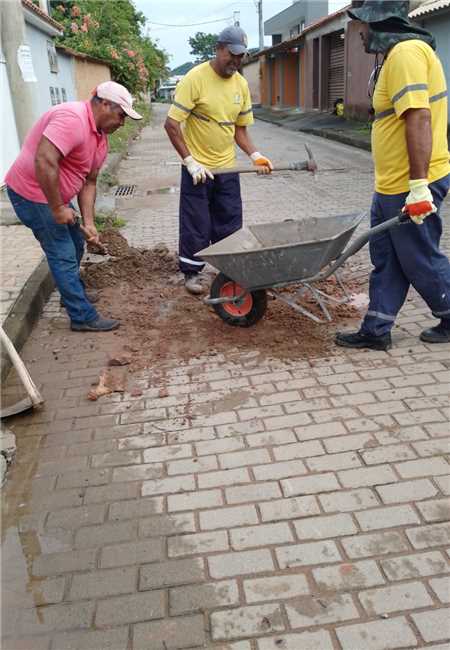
5, 101, 108, 204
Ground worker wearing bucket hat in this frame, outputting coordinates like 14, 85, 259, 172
336, 0, 450, 349
5, 81, 142, 332
165, 25, 273, 295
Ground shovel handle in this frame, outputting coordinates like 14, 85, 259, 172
210, 161, 311, 175
0, 326, 44, 407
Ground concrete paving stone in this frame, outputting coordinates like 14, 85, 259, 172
313, 559, 385, 590
142, 475, 196, 497
395, 457, 450, 479
111, 462, 164, 482
426, 424, 450, 439
139, 512, 197, 537
293, 421, 347, 441
133, 614, 206, 650
417, 498, 450, 523
211, 603, 285, 640
69, 565, 136, 600
245, 430, 297, 450
323, 432, 376, 453
259, 495, 319, 522
263, 412, 311, 431
4, 577, 66, 608
51, 628, 129, 650
100, 538, 165, 567
376, 478, 439, 503
277, 539, 341, 569
413, 438, 450, 457
168, 488, 223, 512
259, 390, 300, 406
342, 530, 409, 558
253, 459, 307, 481
1, 635, 52, 650
394, 409, 447, 427
90, 449, 142, 468
168, 530, 229, 557
167, 454, 218, 476
284, 398, 332, 416
117, 432, 165, 450
95, 589, 165, 626
11, 601, 95, 636
434, 475, 450, 496
331, 392, 376, 407
219, 448, 271, 470
411, 607, 450, 643
381, 551, 450, 580
359, 581, 433, 616
272, 440, 325, 461
195, 437, 245, 456
65, 439, 115, 457
317, 372, 359, 385
198, 467, 251, 489
208, 549, 274, 579
207, 643, 251, 650
244, 574, 310, 604
293, 513, 358, 539
336, 616, 418, 649
142, 443, 192, 463
343, 416, 383, 432
355, 504, 420, 531
32, 549, 97, 577
306, 451, 361, 472
231, 522, 293, 550
389, 373, 436, 388
170, 579, 240, 615
358, 401, 406, 417
226, 482, 282, 504
74, 519, 137, 549
256, 630, 334, 650
319, 488, 379, 512
407, 522, 450, 549
285, 592, 359, 628
429, 576, 450, 603
28, 489, 84, 512
216, 419, 265, 436
281, 472, 340, 497
45, 504, 106, 530
338, 464, 397, 488
362, 443, 417, 464
199, 504, 258, 530
139, 557, 205, 589
108, 495, 164, 520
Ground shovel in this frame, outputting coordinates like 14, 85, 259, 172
0, 327, 44, 418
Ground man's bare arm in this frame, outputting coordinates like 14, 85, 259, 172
35, 136, 75, 224
78, 168, 98, 226
164, 117, 190, 159
234, 125, 257, 155
404, 108, 432, 179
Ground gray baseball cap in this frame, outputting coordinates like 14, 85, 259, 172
217, 25, 248, 55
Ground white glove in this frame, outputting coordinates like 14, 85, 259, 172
250, 151, 274, 174
404, 179, 437, 225
183, 155, 214, 185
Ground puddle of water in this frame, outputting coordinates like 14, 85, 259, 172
146, 186, 179, 195
349, 292, 369, 309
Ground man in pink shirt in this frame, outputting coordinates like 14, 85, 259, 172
5, 81, 142, 331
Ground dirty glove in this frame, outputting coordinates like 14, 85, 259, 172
183, 155, 214, 185
250, 151, 273, 174
404, 179, 437, 225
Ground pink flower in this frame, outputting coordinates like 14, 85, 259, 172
71, 5, 81, 17
70, 22, 79, 33
56, 4, 65, 12
110, 48, 119, 60
125, 50, 136, 58
80, 23, 88, 32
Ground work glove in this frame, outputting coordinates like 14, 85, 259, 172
250, 151, 273, 174
183, 155, 214, 185
404, 179, 437, 225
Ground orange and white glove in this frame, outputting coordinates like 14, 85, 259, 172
404, 179, 437, 225
183, 155, 214, 185
250, 151, 273, 175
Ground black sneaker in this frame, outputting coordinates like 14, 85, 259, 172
71, 316, 120, 332
335, 330, 392, 351
420, 320, 450, 344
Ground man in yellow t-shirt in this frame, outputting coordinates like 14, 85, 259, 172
164, 26, 273, 294
336, 0, 450, 349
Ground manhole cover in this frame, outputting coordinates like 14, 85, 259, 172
115, 184, 136, 197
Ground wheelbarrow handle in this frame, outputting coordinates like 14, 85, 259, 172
311, 211, 411, 282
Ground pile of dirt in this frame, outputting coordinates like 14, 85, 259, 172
80, 230, 367, 372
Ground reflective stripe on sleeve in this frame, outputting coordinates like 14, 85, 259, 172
391, 83, 428, 104
191, 111, 209, 122
374, 108, 396, 121
172, 101, 191, 114
238, 108, 253, 116
430, 90, 448, 103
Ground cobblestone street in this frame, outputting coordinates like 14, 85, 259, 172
1, 104, 449, 649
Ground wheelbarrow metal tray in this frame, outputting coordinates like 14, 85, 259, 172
196, 212, 366, 290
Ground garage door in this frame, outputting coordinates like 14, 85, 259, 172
328, 31, 345, 110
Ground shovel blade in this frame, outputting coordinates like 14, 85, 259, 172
0, 397, 34, 418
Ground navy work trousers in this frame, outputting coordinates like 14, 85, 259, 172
178, 166, 242, 274
361, 174, 450, 336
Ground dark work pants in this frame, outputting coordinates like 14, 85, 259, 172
361, 174, 450, 336
178, 166, 243, 274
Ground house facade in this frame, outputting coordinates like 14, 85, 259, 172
264, 0, 328, 45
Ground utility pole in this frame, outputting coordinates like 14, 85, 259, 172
257, 0, 264, 51
1, 0, 36, 144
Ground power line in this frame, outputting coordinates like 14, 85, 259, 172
146, 16, 233, 28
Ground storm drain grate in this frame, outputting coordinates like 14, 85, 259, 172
115, 184, 136, 197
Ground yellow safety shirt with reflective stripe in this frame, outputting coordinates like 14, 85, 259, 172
372, 39, 449, 195
167, 61, 254, 169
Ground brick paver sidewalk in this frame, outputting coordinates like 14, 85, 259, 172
1, 105, 449, 649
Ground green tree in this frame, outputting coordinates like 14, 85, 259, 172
50, 0, 169, 94
188, 32, 217, 63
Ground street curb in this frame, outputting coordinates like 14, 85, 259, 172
1, 257, 54, 383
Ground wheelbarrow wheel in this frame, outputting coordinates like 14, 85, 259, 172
210, 273, 267, 327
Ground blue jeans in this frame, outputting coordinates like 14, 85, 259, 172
362, 174, 450, 336
7, 187, 97, 324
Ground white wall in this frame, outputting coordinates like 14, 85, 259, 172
0, 47, 20, 183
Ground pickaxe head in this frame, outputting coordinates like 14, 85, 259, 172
287, 145, 318, 175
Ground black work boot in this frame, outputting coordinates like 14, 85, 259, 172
420, 320, 450, 344
335, 330, 392, 351
71, 316, 120, 332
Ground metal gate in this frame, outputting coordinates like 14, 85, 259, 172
328, 31, 345, 110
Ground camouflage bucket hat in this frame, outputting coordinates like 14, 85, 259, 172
347, 0, 410, 23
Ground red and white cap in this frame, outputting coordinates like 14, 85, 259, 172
95, 81, 142, 120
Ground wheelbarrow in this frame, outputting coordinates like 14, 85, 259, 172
196, 211, 411, 326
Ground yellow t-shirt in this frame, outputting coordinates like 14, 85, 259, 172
372, 39, 449, 195
167, 61, 254, 168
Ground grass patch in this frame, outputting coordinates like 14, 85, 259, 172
108, 98, 151, 154
95, 210, 126, 232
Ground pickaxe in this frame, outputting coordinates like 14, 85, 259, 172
210, 144, 318, 176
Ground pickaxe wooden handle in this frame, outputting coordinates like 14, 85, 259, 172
210, 144, 317, 176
